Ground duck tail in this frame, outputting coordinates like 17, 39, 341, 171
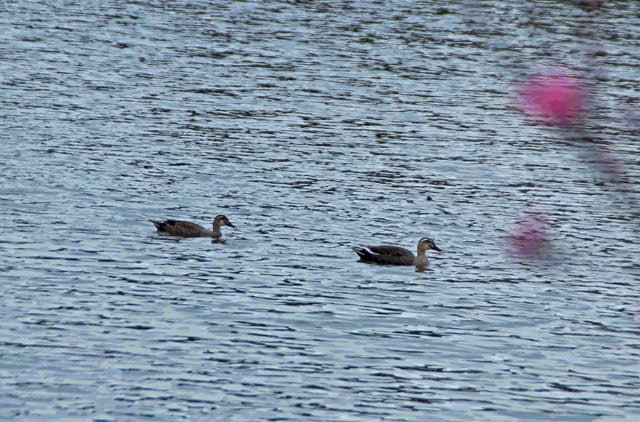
352, 246, 377, 260
149, 220, 164, 231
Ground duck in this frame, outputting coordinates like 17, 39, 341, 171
352, 237, 442, 271
150, 214, 235, 240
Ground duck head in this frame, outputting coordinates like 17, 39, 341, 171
418, 237, 442, 253
213, 214, 235, 228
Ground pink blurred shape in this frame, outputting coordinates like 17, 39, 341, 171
518, 70, 586, 127
506, 208, 552, 260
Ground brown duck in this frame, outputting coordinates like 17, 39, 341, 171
150, 214, 235, 240
353, 237, 442, 271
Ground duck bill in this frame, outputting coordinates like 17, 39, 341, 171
226, 221, 236, 228
433, 245, 444, 253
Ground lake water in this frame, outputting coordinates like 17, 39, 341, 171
1, 1, 639, 420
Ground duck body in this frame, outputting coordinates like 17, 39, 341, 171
353, 237, 442, 271
150, 214, 235, 239
150, 219, 212, 237
352, 245, 417, 265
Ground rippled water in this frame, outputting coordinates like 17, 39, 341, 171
2, 1, 639, 420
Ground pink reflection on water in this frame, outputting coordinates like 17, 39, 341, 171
518, 69, 587, 127
506, 208, 552, 260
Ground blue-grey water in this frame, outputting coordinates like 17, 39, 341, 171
1, 1, 639, 420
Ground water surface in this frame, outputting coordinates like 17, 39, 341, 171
1, 1, 639, 420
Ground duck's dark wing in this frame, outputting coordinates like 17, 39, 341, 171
352, 245, 415, 265
150, 219, 209, 237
